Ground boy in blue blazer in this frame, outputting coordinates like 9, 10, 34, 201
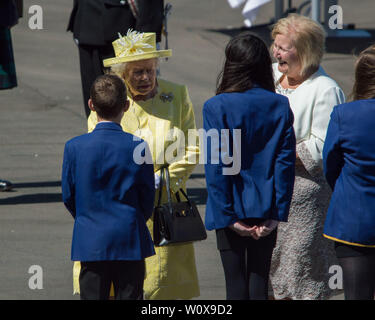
61, 74, 155, 300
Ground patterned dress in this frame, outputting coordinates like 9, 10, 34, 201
270, 83, 339, 300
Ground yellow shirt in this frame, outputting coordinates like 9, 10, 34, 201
74, 78, 200, 299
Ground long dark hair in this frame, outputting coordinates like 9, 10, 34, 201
216, 32, 275, 95
351, 44, 375, 101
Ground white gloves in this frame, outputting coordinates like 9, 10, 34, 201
154, 173, 161, 190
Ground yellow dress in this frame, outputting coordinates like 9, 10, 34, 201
73, 78, 200, 299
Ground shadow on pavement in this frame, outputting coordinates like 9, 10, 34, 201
208, 25, 375, 55
187, 187, 208, 206
190, 173, 206, 179
13, 181, 61, 189
0, 193, 62, 205
0, 190, 205, 206
0, 183, 207, 205
0, 182, 206, 206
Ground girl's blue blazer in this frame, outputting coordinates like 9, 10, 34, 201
203, 87, 296, 230
323, 99, 375, 247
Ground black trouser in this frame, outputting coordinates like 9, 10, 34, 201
77, 44, 115, 118
217, 218, 277, 300
335, 242, 375, 300
79, 260, 145, 300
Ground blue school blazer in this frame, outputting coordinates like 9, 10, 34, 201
62, 122, 156, 261
203, 87, 296, 230
323, 99, 375, 247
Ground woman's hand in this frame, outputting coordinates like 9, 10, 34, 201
229, 221, 259, 240
255, 220, 279, 238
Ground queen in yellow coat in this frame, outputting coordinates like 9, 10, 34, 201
73, 30, 200, 300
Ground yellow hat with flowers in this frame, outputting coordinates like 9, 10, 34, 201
103, 29, 172, 67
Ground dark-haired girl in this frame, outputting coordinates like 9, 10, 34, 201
203, 32, 296, 300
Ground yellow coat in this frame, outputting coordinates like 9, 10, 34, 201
73, 78, 200, 299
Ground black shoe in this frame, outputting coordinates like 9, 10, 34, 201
0, 179, 13, 191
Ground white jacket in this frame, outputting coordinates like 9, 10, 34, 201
273, 63, 345, 166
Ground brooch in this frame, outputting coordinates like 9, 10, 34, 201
160, 92, 174, 103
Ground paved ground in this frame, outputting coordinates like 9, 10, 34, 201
1, 0, 374, 300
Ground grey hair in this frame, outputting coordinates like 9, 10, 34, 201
109, 58, 159, 79
109, 62, 127, 78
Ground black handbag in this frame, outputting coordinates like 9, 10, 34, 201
153, 167, 207, 246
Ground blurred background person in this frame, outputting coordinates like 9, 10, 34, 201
67, 0, 164, 118
204, 32, 295, 300
0, 0, 22, 192
269, 14, 345, 300
323, 44, 375, 300
226, 0, 271, 27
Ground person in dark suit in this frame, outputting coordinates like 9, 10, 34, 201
67, 0, 164, 117
203, 33, 296, 300
323, 44, 375, 300
61, 74, 155, 300
0, 0, 22, 191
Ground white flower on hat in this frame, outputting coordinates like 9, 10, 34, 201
117, 29, 153, 57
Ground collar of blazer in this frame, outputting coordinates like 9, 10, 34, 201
94, 121, 122, 131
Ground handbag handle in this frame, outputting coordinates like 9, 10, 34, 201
157, 167, 173, 216
175, 188, 193, 208
157, 168, 165, 206
164, 167, 173, 214
157, 167, 194, 212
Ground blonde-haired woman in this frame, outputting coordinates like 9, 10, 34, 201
269, 14, 345, 300
73, 30, 200, 300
